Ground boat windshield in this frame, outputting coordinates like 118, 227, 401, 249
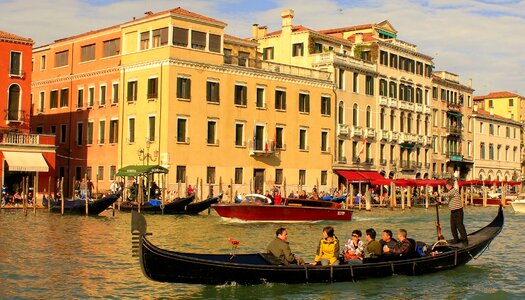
243, 194, 271, 204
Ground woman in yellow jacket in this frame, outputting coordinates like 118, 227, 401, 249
311, 226, 340, 265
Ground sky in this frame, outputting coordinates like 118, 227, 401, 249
1, 0, 524, 96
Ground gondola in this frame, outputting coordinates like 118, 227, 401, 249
185, 193, 223, 214
131, 205, 503, 285
49, 193, 120, 215
119, 194, 195, 214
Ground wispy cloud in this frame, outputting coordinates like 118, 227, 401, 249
1, 0, 523, 95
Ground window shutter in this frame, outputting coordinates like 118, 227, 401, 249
209, 34, 221, 53
173, 27, 188, 46
160, 27, 168, 45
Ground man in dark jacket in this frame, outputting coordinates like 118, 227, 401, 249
267, 227, 304, 265
440, 179, 468, 245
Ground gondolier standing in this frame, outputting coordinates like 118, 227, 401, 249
440, 179, 468, 245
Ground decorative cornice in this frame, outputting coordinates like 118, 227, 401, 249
32, 67, 121, 87
377, 40, 433, 61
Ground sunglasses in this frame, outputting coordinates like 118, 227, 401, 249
352, 234, 359, 238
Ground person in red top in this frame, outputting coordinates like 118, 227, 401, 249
187, 185, 195, 196
273, 188, 282, 205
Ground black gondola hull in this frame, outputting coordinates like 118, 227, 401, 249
132, 205, 503, 284
50, 194, 119, 215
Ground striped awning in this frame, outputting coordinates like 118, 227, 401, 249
3, 151, 49, 172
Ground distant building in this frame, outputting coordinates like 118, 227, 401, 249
0, 30, 55, 199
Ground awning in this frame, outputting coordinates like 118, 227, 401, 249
336, 170, 386, 183
115, 165, 169, 177
3, 151, 49, 172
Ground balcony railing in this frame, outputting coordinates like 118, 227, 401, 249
365, 128, 376, 139
351, 126, 363, 137
389, 159, 397, 166
407, 102, 414, 110
248, 139, 278, 156
337, 156, 347, 164
446, 126, 462, 135
389, 98, 398, 108
379, 129, 389, 141
313, 51, 376, 74
337, 124, 349, 136
415, 103, 423, 113
363, 158, 374, 165
399, 101, 408, 110
1, 133, 40, 145
379, 96, 388, 106
390, 131, 398, 142
423, 106, 431, 114
425, 163, 431, 169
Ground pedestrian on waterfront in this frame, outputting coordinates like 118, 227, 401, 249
439, 179, 468, 245
343, 229, 364, 263
187, 184, 195, 196
87, 179, 94, 200
80, 178, 87, 200
266, 227, 304, 265
311, 226, 340, 266
224, 185, 231, 202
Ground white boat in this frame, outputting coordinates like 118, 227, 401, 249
510, 198, 525, 213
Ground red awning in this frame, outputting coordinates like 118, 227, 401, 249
336, 170, 386, 183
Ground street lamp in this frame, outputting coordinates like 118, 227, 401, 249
138, 140, 159, 166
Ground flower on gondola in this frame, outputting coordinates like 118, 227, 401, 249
228, 237, 240, 246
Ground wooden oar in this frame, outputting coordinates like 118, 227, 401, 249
435, 202, 445, 241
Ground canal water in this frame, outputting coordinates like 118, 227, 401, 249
0, 206, 523, 299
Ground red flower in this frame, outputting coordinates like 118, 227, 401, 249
228, 238, 240, 245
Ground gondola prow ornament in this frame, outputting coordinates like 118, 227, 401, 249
228, 238, 240, 261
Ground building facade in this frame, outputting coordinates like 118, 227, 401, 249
0, 30, 55, 198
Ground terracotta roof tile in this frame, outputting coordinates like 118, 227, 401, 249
264, 25, 310, 37
318, 24, 374, 35
0, 30, 33, 44
476, 109, 516, 122
169, 7, 226, 26
347, 33, 377, 42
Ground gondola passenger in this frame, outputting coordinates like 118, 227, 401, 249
343, 229, 364, 263
266, 227, 304, 265
383, 229, 411, 256
311, 226, 340, 266
362, 228, 382, 260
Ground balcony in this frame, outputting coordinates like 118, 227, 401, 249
337, 156, 347, 164
379, 129, 389, 141
390, 131, 398, 142
400, 160, 417, 170
423, 106, 431, 115
399, 101, 408, 110
398, 132, 405, 143
407, 102, 414, 111
379, 96, 388, 106
415, 103, 423, 113
446, 126, 462, 136
363, 158, 374, 165
351, 126, 363, 137
447, 101, 462, 112
447, 151, 464, 162
416, 135, 424, 145
365, 128, 376, 139
389, 98, 398, 109
337, 124, 349, 137
425, 163, 431, 169
380, 159, 387, 166
0, 132, 55, 146
248, 139, 278, 156
313, 51, 376, 74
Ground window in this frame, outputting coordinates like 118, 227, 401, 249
234, 168, 243, 184
234, 84, 247, 106
85, 167, 92, 180
176, 166, 186, 183
99, 85, 106, 106
489, 124, 494, 135
173, 27, 188, 47
140, 31, 149, 50
254, 125, 264, 151
299, 170, 306, 185
148, 116, 155, 142
509, 98, 514, 107
366, 106, 371, 127
256, 87, 265, 108
390, 53, 398, 68
321, 95, 331, 115
109, 119, 118, 143
80, 44, 95, 62
338, 69, 345, 90
321, 171, 327, 185
352, 104, 358, 126
239, 52, 250, 66
97, 166, 104, 181
87, 121, 93, 145
99, 120, 106, 144
10, 52, 21, 75
321, 131, 328, 152
128, 118, 135, 143
299, 92, 310, 113
60, 124, 67, 144
380, 50, 388, 65
152, 27, 168, 47
380, 108, 385, 129
235, 123, 244, 146
390, 111, 395, 130
88, 87, 94, 107
432, 136, 438, 153
177, 118, 187, 143
50, 125, 56, 135
147, 77, 158, 99
353, 73, 358, 93
112, 83, 119, 104
207, 120, 217, 145
209, 34, 221, 53
275, 169, 283, 185
365, 75, 374, 95
275, 90, 286, 110
480, 142, 485, 159
489, 143, 494, 160
191, 30, 206, 50
177, 77, 191, 99
389, 82, 397, 98
299, 128, 307, 150
263, 47, 274, 60
103, 38, 120, 57
489, 100, 493, 108
50, 90, 58, 109
77, 88, 84, 108
7, 85, 20, 120
110, 166, 116, 181
55, 50, 68, 67
40, 55, 46, 70
313, 43, 323, 53
38, 91, 45, 112
275, 127, 284, 149
223, 48, 232, 64
480, 122, 483, 133
76, 122, 83, 146
127, 81, 137, 102
206, 81, 220, 103
292, 43, 304, 56
206, 167, 216, 184
379, 79, 387, 96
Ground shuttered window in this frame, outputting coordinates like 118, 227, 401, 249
173, 27, 188, 47
55, 50, 68, 67
209, 34, 221, 53
103, 38, 120, 57
81, 44, 95, 62
152, 27, 168, 47
191, 30, 206, 50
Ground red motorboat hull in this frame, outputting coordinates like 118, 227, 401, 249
212, 204, 352, 221
471, 198, 507, 206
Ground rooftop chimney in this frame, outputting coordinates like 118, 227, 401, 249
252, 24, 259, 39
281, 9, 294, 29
490, 108, 494, 116
468, 78, 472, 88
473, 103, 478, 112
354, 33, 363, 44
145, 11, 153, 16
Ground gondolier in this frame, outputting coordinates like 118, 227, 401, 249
440, 179, 468, 245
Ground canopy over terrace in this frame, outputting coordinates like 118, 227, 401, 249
115, 165, 168, 177
336, 170, 387, 183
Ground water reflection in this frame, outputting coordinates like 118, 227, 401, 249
0, 206, 523, 299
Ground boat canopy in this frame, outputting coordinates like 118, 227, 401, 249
115, 165, 169, 177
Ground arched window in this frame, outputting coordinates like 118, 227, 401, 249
407, 113, 413, 133
390, 110, 395, 131
352, 103, 358, 126
416, 115, 421, 134
400, 112, 405, 132
425, 116, 429, 135
416, 88, 422, 104
399, 84, 405, 101
389, 81, 397, 98
8, 84, 20, 121
379, 79, 387, 96
366, 106, 371, 127
380, 108, 385, 130
338, 101, 344, 124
